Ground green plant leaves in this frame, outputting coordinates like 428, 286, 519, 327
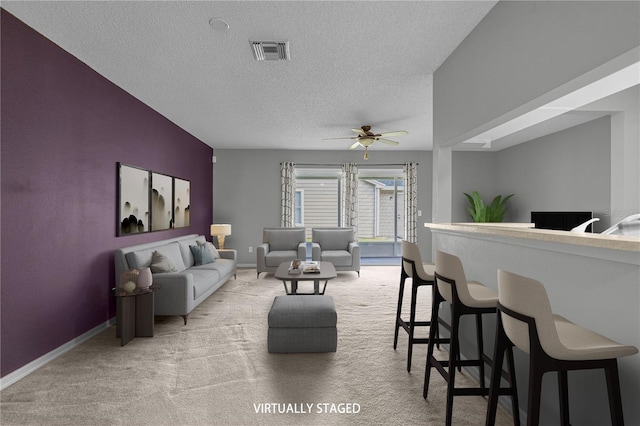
464, 191, 514, 222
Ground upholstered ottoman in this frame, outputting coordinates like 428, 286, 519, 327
268, 295, 337, 353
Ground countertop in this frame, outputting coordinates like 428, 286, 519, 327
424, 222, 640, 252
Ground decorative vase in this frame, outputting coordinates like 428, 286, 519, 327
120, 270, 139, 289
123, 281, 137, 294
137, 267, 153, 289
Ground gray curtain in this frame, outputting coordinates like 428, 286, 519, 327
341, 163, 358, 236
280, 162, 295, 227
403, 162, 418, 242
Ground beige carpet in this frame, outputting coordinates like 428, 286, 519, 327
1, 266, 515, 425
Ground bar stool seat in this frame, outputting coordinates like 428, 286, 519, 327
466, 281, 501, 307
486, 269, 638, 426
394, 240, 436, 372
424, 251, 519, 426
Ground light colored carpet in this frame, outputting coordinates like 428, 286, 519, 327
1, 266, 515, 425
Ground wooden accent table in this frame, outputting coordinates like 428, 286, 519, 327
114, 285, 159, 346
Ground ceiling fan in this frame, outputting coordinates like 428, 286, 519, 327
323, 125, 408, 160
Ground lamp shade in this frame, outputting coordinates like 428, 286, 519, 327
210, 224, 231, 236
210, 224, 232, 249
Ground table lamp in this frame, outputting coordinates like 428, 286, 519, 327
210, 224, 232, 249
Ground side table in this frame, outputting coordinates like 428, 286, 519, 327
114, 285, 160, 346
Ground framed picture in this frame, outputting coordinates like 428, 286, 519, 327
151, 172, 174, 231
174, 177, 190, 228
118, 163, 150, 236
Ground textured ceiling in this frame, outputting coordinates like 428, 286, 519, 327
3, 1, 499, 152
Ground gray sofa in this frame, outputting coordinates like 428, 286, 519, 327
311, 228, 360, 276
256, 227, 307, 278
115, 234, 237, 324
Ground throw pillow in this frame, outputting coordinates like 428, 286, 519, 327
190, 244, 215, 266
150, 250, 177, 273
197, 240, 220, 259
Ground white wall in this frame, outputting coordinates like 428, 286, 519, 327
434, 1, 640, 146
432, 1, 639, 223
212, 149, 432, 265
496, 116, 612, 231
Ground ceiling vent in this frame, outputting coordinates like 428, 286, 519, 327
250, 41, 290, 61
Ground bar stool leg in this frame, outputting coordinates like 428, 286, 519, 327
423, 287, 442, 398
394, 273, 406, 350
527, 367, 544, 426
505, 345, 520, 426
407, 279, 420, 372
558, 370, 570, 425
445, 306, 461, 426
476, 312, 486, 388
604, 360, 625, 425
486, 312, 520, 426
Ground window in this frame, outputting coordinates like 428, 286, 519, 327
294, 190, 304, 226
285, 165, 412, 258
358, 168, 404, 257
294, 167, 341, 239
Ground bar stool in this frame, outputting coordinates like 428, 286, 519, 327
423, 251, 519, 426
487, 270, 639, 426
394, 240, 436, 372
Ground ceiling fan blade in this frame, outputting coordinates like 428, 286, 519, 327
379, 130, 408, 137
377, 138, 400, 146
349, 141, 362, 150
322, 136, 357, 140
351, 128, 366, 136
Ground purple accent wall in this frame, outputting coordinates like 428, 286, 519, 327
0, 10, 213, 378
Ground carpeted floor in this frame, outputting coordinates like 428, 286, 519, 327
1, 266, 515, 425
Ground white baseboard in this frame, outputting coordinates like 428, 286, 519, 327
0, 318, 115, 391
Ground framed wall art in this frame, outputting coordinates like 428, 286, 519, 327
117, 163, 191, 236
151, 171, 174, 231
118, 163, 150, 236
174, 177, 191, 229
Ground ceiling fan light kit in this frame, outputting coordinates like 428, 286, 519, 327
323, 125, 408, 160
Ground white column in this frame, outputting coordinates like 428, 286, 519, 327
432, 142, 452, 223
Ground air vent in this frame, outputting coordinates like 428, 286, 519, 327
250, 41, 290, 61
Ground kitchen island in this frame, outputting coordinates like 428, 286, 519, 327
424, 222, 640, 425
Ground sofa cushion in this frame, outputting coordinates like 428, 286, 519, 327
191, 258, 235, 279
313, 228, 354, 251
265, 250, 298, 267
150, 251, 177, 273
125, 242, 187, 272
189, 269, 221, 300
198, 241, 220, 259
190, 244, 215, 266
320, 250, 353, 267
178, 236, 207, 267
264, 228, 305, 251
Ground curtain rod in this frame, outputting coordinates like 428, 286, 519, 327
282, 163, 418, 167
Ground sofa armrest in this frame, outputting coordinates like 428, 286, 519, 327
218, 249, 237, 262
311, 242, 321, 261
297, 242, 307, 260
151, 272, 195, 316
257, 243, 269, 255
348, 241, 361, 270
257, 243, 269, 271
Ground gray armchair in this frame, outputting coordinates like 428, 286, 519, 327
311, 228, 360, 276
257, 227, 307, 278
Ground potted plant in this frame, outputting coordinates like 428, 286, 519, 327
463, 191, 515, 222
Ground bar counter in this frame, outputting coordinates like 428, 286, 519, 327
424, 222, 640, 424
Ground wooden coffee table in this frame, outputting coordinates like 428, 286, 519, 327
274, 261, 337, 295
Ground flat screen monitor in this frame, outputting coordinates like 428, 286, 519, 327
531, 211, 594, 232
